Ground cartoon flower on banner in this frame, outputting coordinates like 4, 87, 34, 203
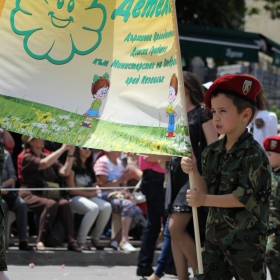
10, 0, 107, 64
150, 140, 164, 153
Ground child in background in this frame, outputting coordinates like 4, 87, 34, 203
181, 74, 271, 279
263, 135, 280, 280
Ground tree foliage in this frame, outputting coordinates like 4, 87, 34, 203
262, 0, 280, 19
247, 0, 280, 19
175, 0, 246, 29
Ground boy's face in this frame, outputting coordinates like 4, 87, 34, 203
211, 93, 249, 136
266, 151, 280, 168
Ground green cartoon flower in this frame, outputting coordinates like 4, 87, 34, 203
10, 0, 107, 65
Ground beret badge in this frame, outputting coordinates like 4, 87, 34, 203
242, 80, 252, 95
270, 140, 278, 150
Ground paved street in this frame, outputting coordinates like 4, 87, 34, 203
5, 265, 273, 280
5, 265, 182, 280
4, 238, 273, 280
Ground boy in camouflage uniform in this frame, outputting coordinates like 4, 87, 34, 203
263, 135, 280, 280
181, 74, 271, 280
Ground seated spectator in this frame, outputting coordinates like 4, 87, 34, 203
0, 129, 15, 154
19, 135, 81, 252
17, 144, 51, 185
65, 147, 112, 250
94, 151, 146, 252
1, 149, 32, 251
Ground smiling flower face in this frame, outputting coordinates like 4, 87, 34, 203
47, 0, 75, 28
10, 0, 107, 64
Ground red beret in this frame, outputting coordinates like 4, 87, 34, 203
204, 74, 261, 110
263, 136, 280, 153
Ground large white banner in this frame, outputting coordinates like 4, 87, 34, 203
0, 0, 190, 156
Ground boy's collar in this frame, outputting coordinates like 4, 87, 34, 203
213, 129, 252, 154
272, 166, 280, 173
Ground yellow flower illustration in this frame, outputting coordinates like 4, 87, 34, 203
166, 104, 174, 114
125, 143, 138, 151
150, 140, 164, 153
38, 112, 52, 123
20, 123, 31, 130
139, 138, 148, 146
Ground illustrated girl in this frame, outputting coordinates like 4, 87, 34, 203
166, 73, 178, 137
80, 73, 110, 128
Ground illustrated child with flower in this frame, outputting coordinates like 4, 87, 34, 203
81, 73, 110, 128
166, 74, 178, 137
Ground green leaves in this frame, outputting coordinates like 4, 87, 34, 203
175, 0, 246, 29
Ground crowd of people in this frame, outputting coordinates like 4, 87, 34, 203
0, 72, 279, 280
1, 135, 149, 253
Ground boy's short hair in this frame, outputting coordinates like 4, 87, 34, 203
211, 91, 256, 123
263, 136, 280, 153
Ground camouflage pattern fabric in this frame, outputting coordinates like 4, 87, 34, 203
195, 239, 266, 280
266, 170, 280, 280
195, 130, 271, 279
0, 142, 7, 271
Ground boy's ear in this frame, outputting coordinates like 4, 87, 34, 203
243, 108, 252, 123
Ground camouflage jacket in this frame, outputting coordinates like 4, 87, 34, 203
269, 170, 280, 231
201, 129, 271, 248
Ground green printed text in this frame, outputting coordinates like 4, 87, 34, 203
125, 75, 140, 85
141, 75, 165, 84
111, 0, 172, 23
93, 58, 109, 67
111, 60, 155, 71
124, 32, 152, 43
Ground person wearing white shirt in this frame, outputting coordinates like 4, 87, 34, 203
247, 86, 278, 147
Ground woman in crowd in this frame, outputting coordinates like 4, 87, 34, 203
19, 136, 81, 252
136, 154, 167, 277
94, 151, 145, 252
65, 146, 112, 250
164, 71, 217, 280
